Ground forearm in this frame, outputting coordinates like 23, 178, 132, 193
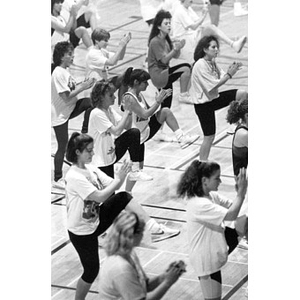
89, 179, 123, 203
107, 46, 126, 66
208, 73, 231, 96
147, 275, 164, 292
160, 48, 179, 64
224, 194, 245, 221
146, 280, 173, 300
111, 112, 131, 136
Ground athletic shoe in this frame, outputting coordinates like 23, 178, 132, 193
52, 178, 66, 190
154, 131, 177, 142
238, 237, 248, 250
178, 92, 193, 104
128, 170, 153, 181
151, 224, 180, 242
232, 36, 247, 53
178, 134, 200, 149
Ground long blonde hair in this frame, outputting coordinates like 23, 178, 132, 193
103, 211, 145, 257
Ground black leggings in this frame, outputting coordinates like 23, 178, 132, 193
68, 191, 132, 284
99, 128, 143, 178
160, 63, 191, 109
53, 98, 91, 181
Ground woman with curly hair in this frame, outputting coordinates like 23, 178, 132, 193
177, 160, 248, 300
226, 99, 248, 176
190, 35, 248, 161
98, 211, 186, 300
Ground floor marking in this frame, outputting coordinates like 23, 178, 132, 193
51, 240, 70, 256
142, 203, 186, 212
222, 274, 248, 300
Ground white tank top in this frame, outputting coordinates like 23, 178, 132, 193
123, 92, 150, 144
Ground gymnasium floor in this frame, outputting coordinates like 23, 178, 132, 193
51, 0, 248, 299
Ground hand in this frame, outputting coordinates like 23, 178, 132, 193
70, 4, 79, 16
115, 160, 132, 182
119, 32, 132, 47
155, 89, 172, 104
163, 263, 183, 286
227, 61, 243, 77
235, 168, 248, 198
81, 78, 96, 90
173, 39, 186, 51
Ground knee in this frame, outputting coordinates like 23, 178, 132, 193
128, 128, 140, 139
75, 26, 88, 37
82, 263, 99, 284
203, 135, 215, 144
160, 107, 172, 118
115, 191, 133, 204
237, 90, 248, 101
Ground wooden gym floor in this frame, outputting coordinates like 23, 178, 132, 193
51, 0, 248, 299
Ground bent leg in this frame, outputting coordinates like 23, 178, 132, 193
74, 26, 93, 48
198, 271, 222, 300
155, 108, 180, 131
208, 4, 220, 26
236, 89, 248, 101
53, 121, 69, 181
200, 134, 215, 161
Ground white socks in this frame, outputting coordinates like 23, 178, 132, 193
132, 162, 140, 172
174, 129, 184, 140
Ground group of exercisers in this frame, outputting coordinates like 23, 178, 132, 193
51, 1, 248, 299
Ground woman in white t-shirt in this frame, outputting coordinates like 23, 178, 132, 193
177, 160, 248, 300
51, 0, 92, 62
51, 41, 95, 189
190, 35, 248, 161
98, 210, 186, 300
172, 0, 247, 64
65, 132, 180, 300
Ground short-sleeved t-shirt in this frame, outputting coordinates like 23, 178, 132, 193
98, 251, 148, 300
51, 66, 77, 127
186, 192, 232, 276
65, 164, 113, 235
189, 58, 226, 104
86, 47, 115, 80
148, 36, 171, 88
88, 107, 122, 167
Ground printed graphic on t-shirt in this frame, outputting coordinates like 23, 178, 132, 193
68, 76, 76, 91
81, 171, 104, 220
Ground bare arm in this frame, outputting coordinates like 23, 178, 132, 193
105, 33, 131, 66
51, 5, 78, 33
107, 110, 132, 136
124, 89, 172, 119
224, 168, 248, 221
207, 61, 243, 98
85, 161, 131, 203
59, 78, 96, 103
185, 9, 208, 31
160, 39, 185, 64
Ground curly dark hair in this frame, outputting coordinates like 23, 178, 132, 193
90, 80, 116, 108
51, 0, 63, 15
177, 160, 221, 198
122, 67, 151, 87
66, 132, 94, 163
226, 99, 248, 124
148, 9, 173, 49
52, 41, 74, 68
194, 35, 219, 62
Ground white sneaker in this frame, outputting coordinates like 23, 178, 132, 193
154, 131, 177, 142
151, 223, 180, 242
128, 170, 153, 181
178, 134, 200, 149
52, 178, 66, 189
232, 36, 247, 53
178, 92, 193, 104
238, 237, 248, 250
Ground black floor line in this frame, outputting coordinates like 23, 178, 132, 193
51, 240, 70, 256
142, 203, 186, 212
51, 284, 99, 294
222, 274, 248, 300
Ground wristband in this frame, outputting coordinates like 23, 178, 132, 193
226, 72, 232, 79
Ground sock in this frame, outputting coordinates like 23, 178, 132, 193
180, 91, 188, 96
132, 162, 140, 172
174, 129, 184, 140
145, 218, 160, 232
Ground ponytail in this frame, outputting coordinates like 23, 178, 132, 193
66, 132, 93, 163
